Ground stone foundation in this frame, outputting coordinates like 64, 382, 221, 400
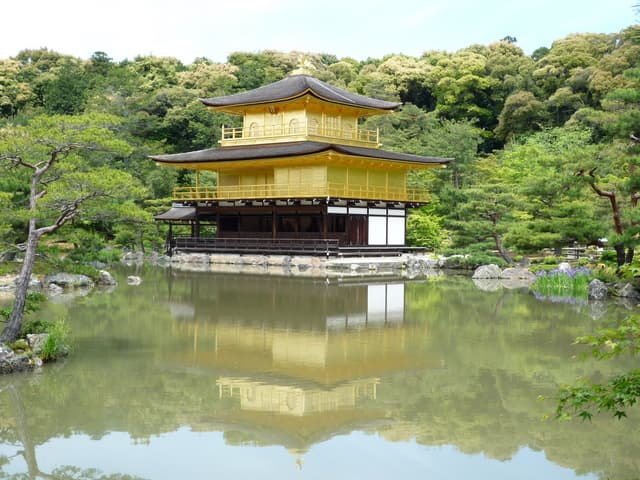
169, 252, 441, 278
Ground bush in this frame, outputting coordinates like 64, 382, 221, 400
543, 255, 559, 265
22, 317, 71, 361
599, 250, 618, 264
1, 292, 45, 323
96, 248, 121, 264
33, 257, 100, 280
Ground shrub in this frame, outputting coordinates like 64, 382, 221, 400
543, 255, 559, 265
22, 317, 71, 362
599, 250, 618, 264
1, 292, 45, 323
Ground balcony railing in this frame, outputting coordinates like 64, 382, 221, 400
220, 123, 379, 147
173, 182, 429, 203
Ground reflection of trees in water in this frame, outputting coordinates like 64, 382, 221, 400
0, 271, 638, 479
0, 385, 147, 480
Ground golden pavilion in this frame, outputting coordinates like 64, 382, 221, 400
152, 74, 451, 254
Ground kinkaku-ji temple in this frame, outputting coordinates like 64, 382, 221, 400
152, 75, 451, 255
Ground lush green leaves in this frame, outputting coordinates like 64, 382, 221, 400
557, 316, 640, 420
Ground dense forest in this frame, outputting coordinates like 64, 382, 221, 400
0, 24, 639, 265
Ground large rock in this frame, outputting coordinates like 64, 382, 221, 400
616, 283, 640, 299
44, 273, 94, 289
96, 270, 118, 286
122, 251, 144, 262
472, 264, 503, 279
588, 279, 608, 301
557, 262, 572, 272
0, 343, 34, 374
406, 255, 439, 271
27, 333, 50, 355
500, 267, 536, 281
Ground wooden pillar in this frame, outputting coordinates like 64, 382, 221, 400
272, 207, 277, 240
345, 214, 351, 246
321, 206, 328, 240
216, 209, 220, 238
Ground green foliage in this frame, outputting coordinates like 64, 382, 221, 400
0, 30, 639, 264
557, 316, 640, 420
31, 256, 100, 280
531, 267, 591, 299
21, 316, 71, 361
1, 292, 45, 323
406, 208, 446, 250
599, 249, 618, 264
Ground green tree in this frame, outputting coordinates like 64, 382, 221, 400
495, 90, 546, 140
448, 157, 517, 263
499, 128, 605, 252
0, 114, 145, 342
556, 315, 640, 420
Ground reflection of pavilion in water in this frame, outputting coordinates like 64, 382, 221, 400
166, 274, 435, 452
217, 376, 378, 416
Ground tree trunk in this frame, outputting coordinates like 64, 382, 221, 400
493, 232, 513, 264
626, 247, 635, 265
615, 244, 626, 267
0, 220, 39, 343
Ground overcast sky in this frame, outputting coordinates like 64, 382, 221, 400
1, 0, 637, 63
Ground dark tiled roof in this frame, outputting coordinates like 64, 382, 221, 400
150, 141, 452, 166
154, 206, 196, 220
201, 75, 400, 110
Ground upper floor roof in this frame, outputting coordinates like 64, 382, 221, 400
201, 75, 400, 114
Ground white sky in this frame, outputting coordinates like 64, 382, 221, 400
0, 0, 637, 63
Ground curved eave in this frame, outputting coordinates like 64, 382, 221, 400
150, 142, 452, 171
200, 75, 400, 115
201, 90, 398, 116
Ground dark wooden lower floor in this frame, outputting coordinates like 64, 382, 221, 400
168, 236, 425, 257
156, 201, 413, 256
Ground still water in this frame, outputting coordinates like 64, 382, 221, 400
0, 267, 638, 480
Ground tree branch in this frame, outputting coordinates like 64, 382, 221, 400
0, 153, 36, 170
578, 167, 624, 235
34, 192, 103, 236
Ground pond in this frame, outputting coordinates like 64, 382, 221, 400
0, 267, 638, 480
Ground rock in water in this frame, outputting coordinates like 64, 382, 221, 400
472, 264, 502, 279
127, 275, 142, 285
97, 270, 118, 286
500, 267, 536, 281
44, 273, 94, 289
588, 279, 608, 301
27, 333, 50, 355
617, 283, 640, 299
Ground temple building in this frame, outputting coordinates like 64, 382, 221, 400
152, 75, 451, 255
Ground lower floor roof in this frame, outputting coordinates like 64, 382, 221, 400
150, 141, 452, 168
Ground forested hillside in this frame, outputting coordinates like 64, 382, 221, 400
1, 25, 639, 264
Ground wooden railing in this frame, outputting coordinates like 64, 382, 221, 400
220, 123, 379, 147
173, 182, 429, 203
170, 236, 341, 256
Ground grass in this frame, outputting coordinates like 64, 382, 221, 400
531, 266, 591, 301
21, 317, 71, 361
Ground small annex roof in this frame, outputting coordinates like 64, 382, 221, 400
154, 206, 196, 221
150, 141, 452, 167
200, 75, 400, 111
